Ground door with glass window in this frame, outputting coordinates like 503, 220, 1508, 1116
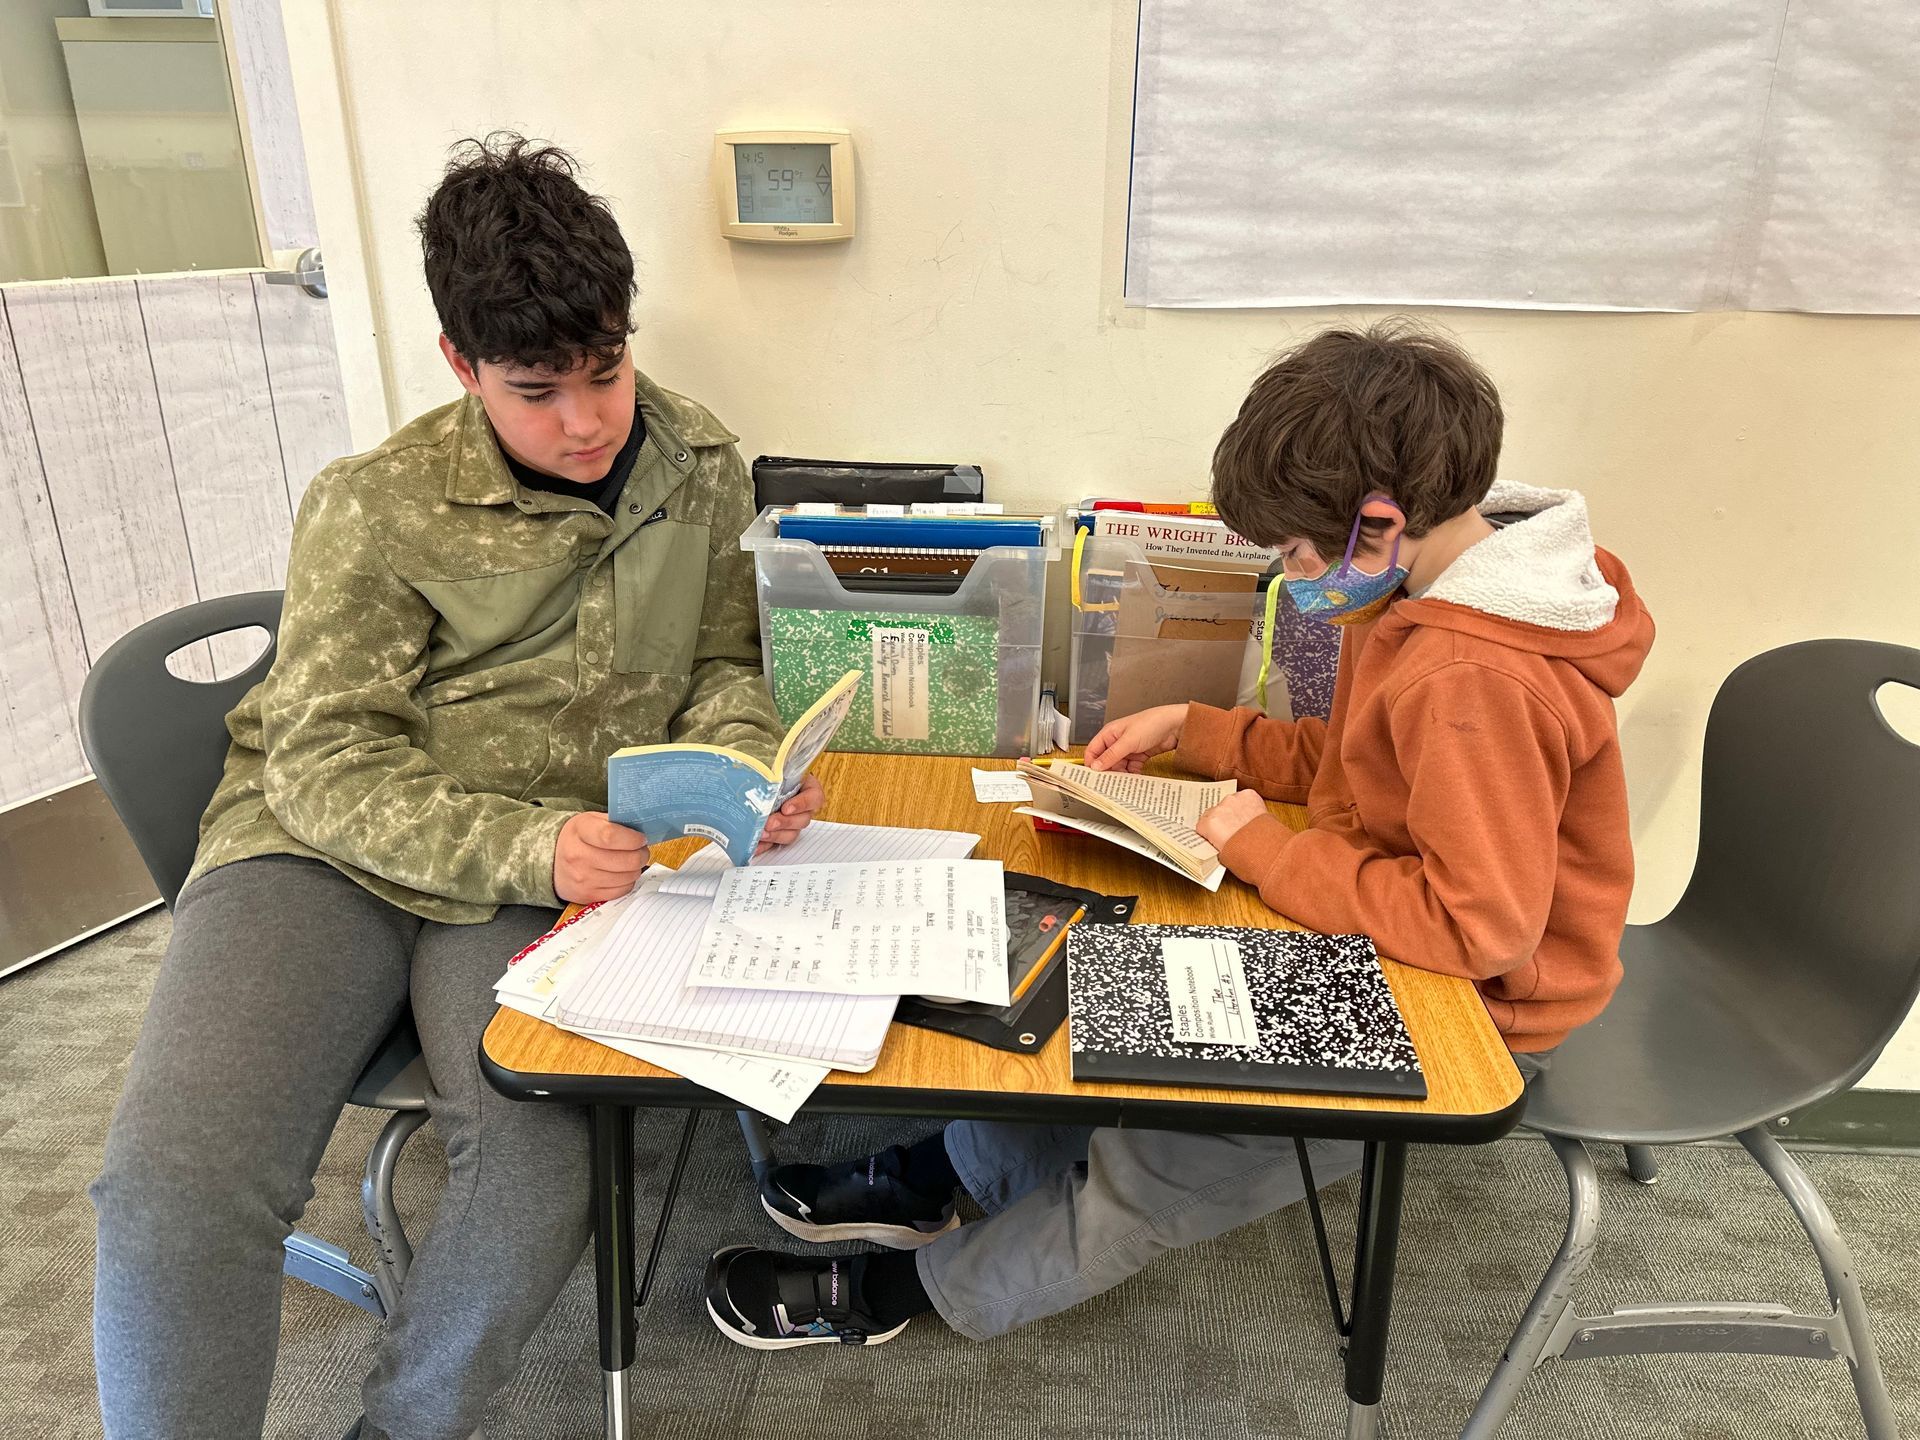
0, 0, 348, 971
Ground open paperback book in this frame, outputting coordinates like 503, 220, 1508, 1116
606, 669, 860, 865
1016, 760, 1235, 887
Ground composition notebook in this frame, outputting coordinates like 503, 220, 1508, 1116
767, 609, 1001, 755
1067, 925, 1426, 1100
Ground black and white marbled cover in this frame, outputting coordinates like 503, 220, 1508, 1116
1067, 925, 1425, 1099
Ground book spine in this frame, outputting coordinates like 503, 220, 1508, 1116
821, 545, 985, 558
780, 515, 1046, 548
1089, 512, 1280, 567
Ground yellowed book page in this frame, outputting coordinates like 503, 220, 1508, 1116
1026, 762, 1235, 869
1015, 800, 1227, 890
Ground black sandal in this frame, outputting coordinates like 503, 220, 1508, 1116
704, 1245, 913, 1350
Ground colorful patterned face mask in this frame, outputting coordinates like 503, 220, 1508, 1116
1282, 498, 1409, 626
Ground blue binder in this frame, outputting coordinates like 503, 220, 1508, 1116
776, 513, 1047, 549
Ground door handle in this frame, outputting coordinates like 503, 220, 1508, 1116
264, 246, 327, 299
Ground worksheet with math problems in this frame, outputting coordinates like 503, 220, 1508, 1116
687, 859, 1010, 1006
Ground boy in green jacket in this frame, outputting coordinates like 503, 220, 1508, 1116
91, 135, 817, 1440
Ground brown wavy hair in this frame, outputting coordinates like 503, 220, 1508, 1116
1211, 320, 1504, 557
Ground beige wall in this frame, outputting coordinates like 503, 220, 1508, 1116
301, 0, 1920, 1080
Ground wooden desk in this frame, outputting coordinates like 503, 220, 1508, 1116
481, 752, 1525, 1440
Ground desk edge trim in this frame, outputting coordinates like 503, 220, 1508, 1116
479, 1041, 1528, 1145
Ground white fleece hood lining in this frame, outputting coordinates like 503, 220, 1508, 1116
1417, 480, 1619, 633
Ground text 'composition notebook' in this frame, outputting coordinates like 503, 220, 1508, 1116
1067, 925, 1426, 1100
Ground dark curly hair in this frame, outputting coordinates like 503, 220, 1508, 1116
417, 133, 635, 373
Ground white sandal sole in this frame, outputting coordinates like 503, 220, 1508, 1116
704, 1296, 912, 1350
761, 1195, 960, 1249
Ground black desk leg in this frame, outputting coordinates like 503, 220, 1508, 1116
590, 1104, 636, 1440
1342, 1141, 1409, 1440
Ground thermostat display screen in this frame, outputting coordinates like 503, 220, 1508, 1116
733, 142, 833, 224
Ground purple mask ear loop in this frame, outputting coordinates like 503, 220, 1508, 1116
1334, 497, 1404, 579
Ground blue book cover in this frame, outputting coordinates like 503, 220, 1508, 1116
776, 513, 1046, 549
605, 670, 860, 865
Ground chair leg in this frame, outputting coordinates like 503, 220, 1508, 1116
1624, 1143, 1660, 1185
736, 1109, 777, 1183
361, 1108, 431, 1315
1461, 1134, 1601, 1440
1738, 1127, 1900, 1440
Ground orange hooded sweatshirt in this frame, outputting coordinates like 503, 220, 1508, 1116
1174, 482, 1655, 1052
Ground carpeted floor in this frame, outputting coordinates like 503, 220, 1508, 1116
3, 909, 1916, 1440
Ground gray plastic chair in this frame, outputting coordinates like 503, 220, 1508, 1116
1464, 639, 1920, 1439
78, 590, 429, 1319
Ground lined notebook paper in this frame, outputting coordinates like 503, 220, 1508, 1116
494, 988, 828, 1124
552, 821, 982, 1070
555, 887, 898, 1068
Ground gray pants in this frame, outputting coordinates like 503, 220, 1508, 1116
91, 856, 589, 1440
920, 1051, 1551, 1339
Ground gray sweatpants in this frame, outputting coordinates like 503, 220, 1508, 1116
919, 1051, 1551, 1339
91, 855, 588, 1440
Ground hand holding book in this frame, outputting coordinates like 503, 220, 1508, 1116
1193, 788, 1271, 853
554, 811, 654, 906
755, 773, 827, 854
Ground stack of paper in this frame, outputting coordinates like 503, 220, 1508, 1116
493, 821, 985, 1121
685, 860, 1010, 1005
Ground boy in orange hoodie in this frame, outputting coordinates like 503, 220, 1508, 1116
705, 321, 1654, 1353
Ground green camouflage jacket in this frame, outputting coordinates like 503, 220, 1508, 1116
188, 368, 782, 923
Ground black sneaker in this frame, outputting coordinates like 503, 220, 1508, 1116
759, 1147, 959, 1248
705, 1245, 912, 1349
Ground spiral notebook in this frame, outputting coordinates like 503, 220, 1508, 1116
1067, 925, 1426, 1099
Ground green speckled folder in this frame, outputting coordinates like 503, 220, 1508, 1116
768, 608, 1000, 756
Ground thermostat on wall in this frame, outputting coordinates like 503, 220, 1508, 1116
714, 129, 854, 243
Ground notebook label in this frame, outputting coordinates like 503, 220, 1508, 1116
871, 627, 931, 741
1162, 936, 1260, 1047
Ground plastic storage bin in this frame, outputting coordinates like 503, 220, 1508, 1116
1067, 529, 1264, 745
739, 508, 1059, 757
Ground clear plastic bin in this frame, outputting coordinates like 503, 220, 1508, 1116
1067, 528, 1264, 745
739, 508, 1059, 757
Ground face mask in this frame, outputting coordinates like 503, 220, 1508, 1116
1283, 500, 1408, 626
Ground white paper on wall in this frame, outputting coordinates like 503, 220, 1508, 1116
1125, 0, 1920, 315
